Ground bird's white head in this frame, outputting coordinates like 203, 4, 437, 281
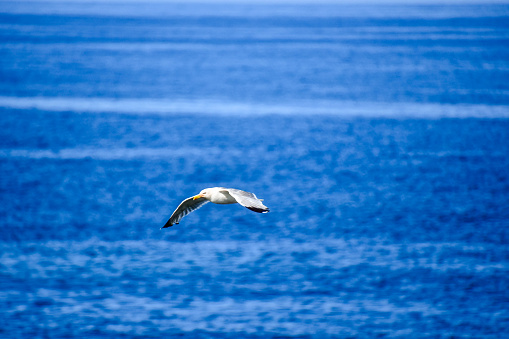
193, 189, 211, 201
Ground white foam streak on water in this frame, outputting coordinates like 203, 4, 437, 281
1, 96, 509, 118
0, 147, 231, 160
0, 147, 506, 167
3, 1, 509, 19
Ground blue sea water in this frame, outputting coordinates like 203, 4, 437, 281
1, 1, 509, 338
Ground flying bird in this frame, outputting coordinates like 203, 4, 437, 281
162, 187, 269, 228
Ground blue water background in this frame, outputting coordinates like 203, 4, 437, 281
1, 1, 509, 338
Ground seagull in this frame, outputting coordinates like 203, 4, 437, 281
162, 187, 269, 228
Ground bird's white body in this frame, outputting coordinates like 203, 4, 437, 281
204, 189, 237, 204
162, 187, 269, 228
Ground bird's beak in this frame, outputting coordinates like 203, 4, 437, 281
193, 194, 202, 200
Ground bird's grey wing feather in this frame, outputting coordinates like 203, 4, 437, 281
162, 197, 209, 228
226, 189, 269, 213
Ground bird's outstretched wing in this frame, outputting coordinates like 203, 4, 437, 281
226, 188, 269, 213
162, 196, 209, 228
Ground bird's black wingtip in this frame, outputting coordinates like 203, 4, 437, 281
161, 221, 177, 229
247, 207, 270, 213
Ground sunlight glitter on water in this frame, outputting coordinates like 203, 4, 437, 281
5, 238, 479, 336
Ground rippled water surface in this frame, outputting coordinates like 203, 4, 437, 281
1, 1, 509, 338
